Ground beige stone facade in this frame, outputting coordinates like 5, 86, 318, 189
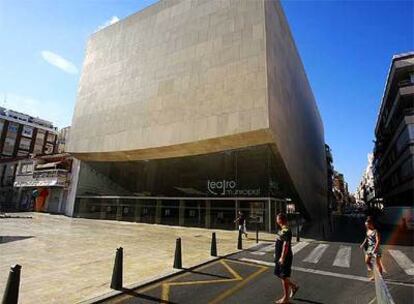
69, 0, 327, 219
70, 0, 268, 158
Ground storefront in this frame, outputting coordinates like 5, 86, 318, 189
75, 196, 292, 232
13, 155, 72, 214
74, 144, 301, 232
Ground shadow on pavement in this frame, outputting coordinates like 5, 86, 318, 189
0, 236, 34, 244
293, 298, 324, 304
181, 268, 231, 280
0, 215, 33, 219
120, 288, 178, 304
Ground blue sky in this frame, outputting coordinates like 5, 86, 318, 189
0, 0, 413, 191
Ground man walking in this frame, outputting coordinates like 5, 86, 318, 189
234, 211, 248, 238
274, 213, 299, 303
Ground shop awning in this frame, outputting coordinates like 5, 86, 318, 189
14, 179, 64, 187
36, 161, 61, 170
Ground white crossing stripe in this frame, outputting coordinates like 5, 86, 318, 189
333, 245, 351, 268
249, 243, 273, 256
292, 242, 309, 255
303, 244, 329, 263
238, 258, 414, 288
388, 249, 414, 275
250, 251, 266, 256
249, 242, 308, 256
262, 244, 274, 252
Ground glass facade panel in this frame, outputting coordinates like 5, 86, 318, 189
73, 197, 290, 232
101, 199, 118, 220
210, 200, 236, 230
239, 201, 268, 231
160, 200, 179, 226
74, 145, 296, 231
139, 200, 156, 224
183, 200, 205, 228
118, 200, 134, 222
77, 144, 286, 198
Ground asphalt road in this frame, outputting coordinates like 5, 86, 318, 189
104, 217, 414, 304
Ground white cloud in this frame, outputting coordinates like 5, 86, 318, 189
41, 50, 78, 75
97, 16, 120, 31
1, 93, 72, 128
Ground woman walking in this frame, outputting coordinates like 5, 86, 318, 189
234, 211, 248, 238
274, 213, 299, 303
360, 216, 383, 280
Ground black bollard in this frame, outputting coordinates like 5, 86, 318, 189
2, 264, 22, 304
211, 232, 217, 257
256, 219, 259, 244
296, 212, 300, 242
110, 247, 123, 290
237, 230, 242, 250
173, 238, 182, 269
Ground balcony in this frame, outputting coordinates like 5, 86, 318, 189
398, 79, 414, 88
14, 169, 68, 188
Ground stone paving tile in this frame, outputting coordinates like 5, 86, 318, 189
0, 212, 274, 303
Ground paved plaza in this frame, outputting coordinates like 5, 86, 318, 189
0, 213, 271, 303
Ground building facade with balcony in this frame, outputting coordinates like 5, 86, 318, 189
67, 0, 328, 232
10, 153, 75, 214
325, 144, 335, 212
0, 107, 58, 159
355, 153, 376, 206
373, 53, 414, 207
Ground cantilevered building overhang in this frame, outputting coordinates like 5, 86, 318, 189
69, 0, 327, 221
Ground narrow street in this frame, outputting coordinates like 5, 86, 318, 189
104, 216, 414, 304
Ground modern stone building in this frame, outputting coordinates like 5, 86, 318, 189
68, 0, 328, 231
373, 52, 414, 207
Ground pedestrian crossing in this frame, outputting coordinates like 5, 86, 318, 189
333, 245, 352, 268
388, 249, 414, 275
250, 244, 274, 256
292, 241, 308, 254
249, 241, 414, 276
303, 244, 329, 264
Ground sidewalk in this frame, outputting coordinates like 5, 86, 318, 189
0, 213, 275, 303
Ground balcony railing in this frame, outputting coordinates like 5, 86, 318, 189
398, 79, 414, 88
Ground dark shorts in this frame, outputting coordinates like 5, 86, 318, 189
274, 257, 292, 278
